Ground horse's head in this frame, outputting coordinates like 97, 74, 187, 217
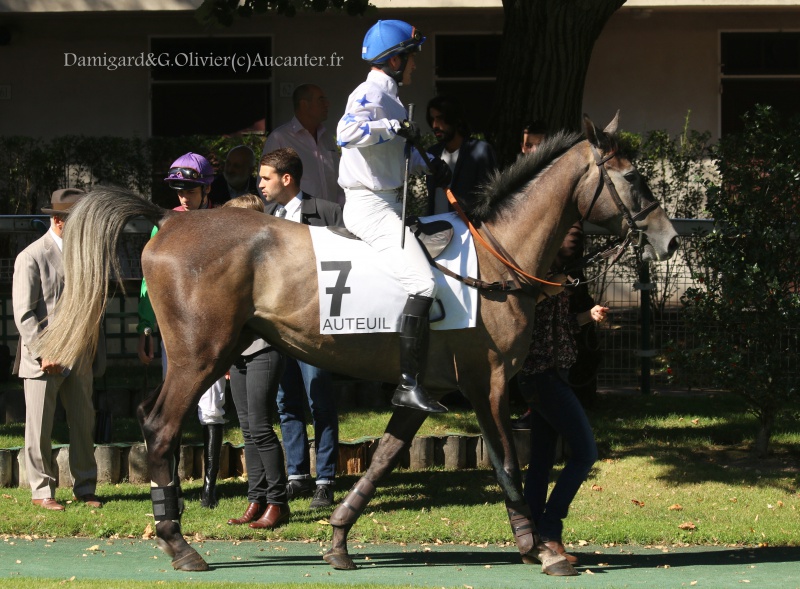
580, 113, 679, 262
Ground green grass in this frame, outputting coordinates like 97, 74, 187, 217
1, 385, 798, 548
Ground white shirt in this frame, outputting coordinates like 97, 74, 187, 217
282, 192, 303, 224
337, 70, 425, 193
262, 116, 343, 205
49, 227, 63, 252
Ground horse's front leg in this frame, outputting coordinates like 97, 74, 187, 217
138, 376, 209, 572
465, 371, 577, 576
324, 406, 428, 570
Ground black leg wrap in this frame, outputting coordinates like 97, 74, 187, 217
330, 478, 376, 527
151, 486, 184, 522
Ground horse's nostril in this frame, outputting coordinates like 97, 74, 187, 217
669, 236, 681, 254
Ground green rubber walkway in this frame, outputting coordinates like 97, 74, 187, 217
1, 537, 798, 588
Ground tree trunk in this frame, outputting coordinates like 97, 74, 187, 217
493, 0, 625, 164
754, 408, 776, 458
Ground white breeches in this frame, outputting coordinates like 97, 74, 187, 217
344, 188, 436, 298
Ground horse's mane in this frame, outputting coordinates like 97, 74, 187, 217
467, 130, 587, 222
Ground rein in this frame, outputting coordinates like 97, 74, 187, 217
423, 141, 658, 295
444, 188, 565, 288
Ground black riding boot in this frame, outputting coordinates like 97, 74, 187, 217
200, 424, 223, 509
391, 294, 448, 413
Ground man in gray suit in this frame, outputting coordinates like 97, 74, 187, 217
12, 188, 103, 511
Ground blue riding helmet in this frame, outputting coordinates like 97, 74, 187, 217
362, 20, 426, 64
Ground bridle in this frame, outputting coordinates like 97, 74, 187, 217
439, 142, 662, 294
582, 144, 661, 249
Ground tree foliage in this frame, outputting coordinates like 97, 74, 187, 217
678, 106, 800, 456
195, 0, 373, 25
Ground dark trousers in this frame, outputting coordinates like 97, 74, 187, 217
520, 368, 598, 542
229, 347, 287, 504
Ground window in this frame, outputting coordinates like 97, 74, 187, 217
434, 33, 502, 138
720, 32, 800, 135
150, 36, 272, 136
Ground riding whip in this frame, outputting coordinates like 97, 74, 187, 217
400, 102, 415, 248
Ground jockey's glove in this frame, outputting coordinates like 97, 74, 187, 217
395, 119, 421, 144
427, 157, 453, 189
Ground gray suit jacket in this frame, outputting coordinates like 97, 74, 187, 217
12, 231, 105, 378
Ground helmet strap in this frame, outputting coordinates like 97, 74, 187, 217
377, 53, 408, 85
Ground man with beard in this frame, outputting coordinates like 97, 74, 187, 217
208, 145, 259, 206
424, 95, 497, 215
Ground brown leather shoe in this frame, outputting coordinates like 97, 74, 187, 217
544, 540, 578, 564
73, 493, 103, 508
32, 498, 64, 511
228, 502, 265, 525
248, 503, 290, 529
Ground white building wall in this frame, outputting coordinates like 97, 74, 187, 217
0, 6, 797, 139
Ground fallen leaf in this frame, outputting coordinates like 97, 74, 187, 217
631, 499, 645, 507
316, 519, 330, 525
578, 540, 589, 546
591, 484, 603, 492
142, 524, 154, 540
87, 545, 100, 551
691, 418, 699, 425
584, 569, 595, 575
678, 522, 696, 530
690, 581, 698, 586
669, 504, 683, 511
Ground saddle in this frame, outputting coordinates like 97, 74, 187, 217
327, 217, 455, 259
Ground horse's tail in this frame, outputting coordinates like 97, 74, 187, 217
32, 186, 169, 369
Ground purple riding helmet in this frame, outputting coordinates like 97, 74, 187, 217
164, 152, 215, 190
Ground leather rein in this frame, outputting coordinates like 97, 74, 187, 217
431, 143, 660, 296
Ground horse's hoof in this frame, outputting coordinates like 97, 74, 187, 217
533, 543, 578, 576
155, 537, 175, 558
323, 549, 358, 570
171, 551, 209, 571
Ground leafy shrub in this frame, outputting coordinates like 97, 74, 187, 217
678, 105, 800, 456
0, 134, 265, 214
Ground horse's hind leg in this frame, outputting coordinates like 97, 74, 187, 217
464, 372, 577, 576
324, 406, 428, 570
139, 368, 223, 572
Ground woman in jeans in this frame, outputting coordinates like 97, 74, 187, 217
520, 289, 608, 564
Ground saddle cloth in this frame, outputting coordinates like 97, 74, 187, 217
309, 212, 479, 334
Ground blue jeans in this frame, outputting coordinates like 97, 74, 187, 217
520, 368, 598, 542
229, 347, 287, 504
276, 358, 338, 484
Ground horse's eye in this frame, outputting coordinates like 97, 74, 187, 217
624, 171, 638, 183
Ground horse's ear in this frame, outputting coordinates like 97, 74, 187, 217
603, 110, 620, 135
584, 113, 600, 147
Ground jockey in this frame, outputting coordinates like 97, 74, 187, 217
337, 20, 451, 414
164, 152, 215, 211
138, 152, 227, 508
